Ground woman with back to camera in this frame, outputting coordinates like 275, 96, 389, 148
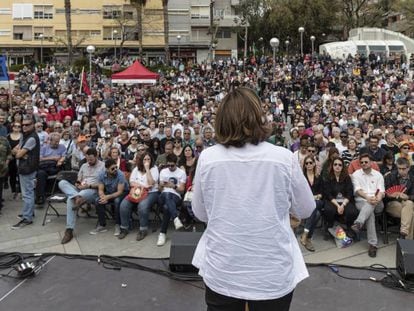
192, 87, 315, 311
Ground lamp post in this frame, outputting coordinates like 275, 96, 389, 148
86, 45, 95, 88
298, 26, 305, 57
310, 35, 315, 56
285, 40, 290, 57
113, 30, 118, 60
270, 37, 279, 72
39, 34, 44, 65
176, 34, 181, 63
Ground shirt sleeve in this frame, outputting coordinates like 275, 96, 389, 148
22, 137, 36, 151
351, 172, 363, 193
192, 154, 208, 223
290, 154, 316, 219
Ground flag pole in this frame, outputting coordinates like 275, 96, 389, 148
79, 66, 84, 95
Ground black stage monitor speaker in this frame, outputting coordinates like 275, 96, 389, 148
169, 232, 203, 273
396, 239, 414, 281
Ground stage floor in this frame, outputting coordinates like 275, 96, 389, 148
0, 255, 412, 310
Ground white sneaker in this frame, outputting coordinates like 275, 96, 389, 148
157, 233, 166, 246
89, 225, 107, 235
174, 217, 184, 230
114, 224, 121, 236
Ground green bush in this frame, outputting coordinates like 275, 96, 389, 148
9, 64, 27, 72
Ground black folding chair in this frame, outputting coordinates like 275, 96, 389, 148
42, 171, 78, 225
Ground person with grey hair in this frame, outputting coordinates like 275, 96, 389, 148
35, 132, 66, 205
35, 121, 49, 146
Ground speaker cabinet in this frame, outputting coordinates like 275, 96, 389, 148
396, 239, 414, 281
169, 232, 203, 273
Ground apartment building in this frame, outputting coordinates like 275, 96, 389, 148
0, 0, 165, 65
168, 0, 241, 64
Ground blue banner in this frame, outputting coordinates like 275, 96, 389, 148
0, 56, 9, 82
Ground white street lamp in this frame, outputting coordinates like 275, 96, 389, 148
39, 34, 44, 65
113, 30, 118, 60
270, 37, 279, 71
310, 35, 316, 56
298, 26, 305, 56
176, 35, 181, 62
86, 45, 95, 88
285, 40, 290, 57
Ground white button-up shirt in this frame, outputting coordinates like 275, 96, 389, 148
192, 142, 315, 300
351, 168, 385, 201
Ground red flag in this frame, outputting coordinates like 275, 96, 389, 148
82, 70, 91, 95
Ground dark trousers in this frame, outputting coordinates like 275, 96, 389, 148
205, 286, 294, 311
95, 196, 124, 226
159, 192, 181, 234
323, 200, 359, 229
8, 159, 19, 193
0, 176, 4, 210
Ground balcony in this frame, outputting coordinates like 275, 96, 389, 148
190, 14, 210, 26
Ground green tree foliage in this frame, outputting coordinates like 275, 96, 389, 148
396, 0, 414, 34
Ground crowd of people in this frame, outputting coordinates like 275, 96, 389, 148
0, 50, 413, 253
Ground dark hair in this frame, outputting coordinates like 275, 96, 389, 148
215, 87, 270, 147
382, 151, 394, 166
166, 153, 178, 164
328, 156, 348, 182
359, 153, 371, 161
302, 155, 317, 176
396, 157, 410, 167
105, 158, 116, 169
136, 152, 154, 172
85, 148, 98, 157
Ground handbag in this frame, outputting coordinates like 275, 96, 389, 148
126, 186, 149, 203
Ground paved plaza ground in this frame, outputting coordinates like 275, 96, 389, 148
0, 188, 398, 269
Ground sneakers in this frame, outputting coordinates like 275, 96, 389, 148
174, 217, 184, 230
89, 225, 108, 235
61, 228, 74, 244
136, 230, 148, 241
113, 224, 121, 236
157, 233, 166, 246
11, 219, 33, 229
118, 229, 129, 240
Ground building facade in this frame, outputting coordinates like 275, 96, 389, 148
168, 0, 241, 64
0, 0, 243, 66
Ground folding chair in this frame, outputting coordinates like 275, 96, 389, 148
42, 170, 78, 225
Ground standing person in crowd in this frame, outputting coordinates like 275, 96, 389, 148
0, 135, 11, 215
351, 154, 385, 257
7, 122, 22, 199
119, 152, 159, 240
192, 87, 315, 310
11, 117, 40, 229
157, 153, 186, 246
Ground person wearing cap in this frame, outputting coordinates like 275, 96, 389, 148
395, 141, 414, 166
70, 135, 88, 171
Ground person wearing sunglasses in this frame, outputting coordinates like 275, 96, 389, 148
11, 117, 40, 229
323, 156, 358, 241
91, 158, 129, 235
351, 153, 385, 257
395, 141, 413, 166
157, 153, 186, 246
300, 155, 324, 252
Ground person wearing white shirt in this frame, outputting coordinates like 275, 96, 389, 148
192, 88, 315, 310
351, 153, 385, 258
118, 152, 159, 241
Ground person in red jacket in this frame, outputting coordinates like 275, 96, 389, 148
59, 99, 75, 122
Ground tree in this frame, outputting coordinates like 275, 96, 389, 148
129, 0, 147, 60
396, 0, 414, 34
162, 0, 170, 65
64, 0, 73, 65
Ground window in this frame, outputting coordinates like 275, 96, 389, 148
103, 27, 121, 40
13, 26, 32, 40
103, 6, 122, 19
0, 8, 11, 15
90, 30, 101, 37
34, 5, 53, 19
190, 6, 209, 19
12, 4, 33, 19
124, 11, 134, 19
217, 28, 231, 39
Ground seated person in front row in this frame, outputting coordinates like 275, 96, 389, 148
90, 158, 129, 235
118, 152, 160, 241
323, 156, 358, 240
351, 153, 385, 258
384, 157, 414, 239
36, 132, 66, 205
156, 153, 187, 247
59, 148, 105, 244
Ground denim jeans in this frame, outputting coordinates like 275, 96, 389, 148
119, 192, 159, 231
303, 200, 324, 239
95, 193, 127, 227
159, 192, 181, 234
58, 180, 98, 229
19, 171, 37, 221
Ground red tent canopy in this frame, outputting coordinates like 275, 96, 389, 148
111, 61, 159, 84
